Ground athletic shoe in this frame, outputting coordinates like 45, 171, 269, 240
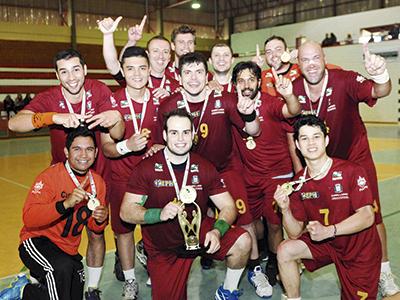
265, 259, 279, 286
114, 253, 125, 282
248, 266, 273, 298
135, 240, 147, 268
84, 288, 102, 300
200, 256, 213, 270
0, 274, 29, 300
146, 277, 151, 287
379, 271, 400, 297
215, 285, 243, 300
122, 279, 139, 300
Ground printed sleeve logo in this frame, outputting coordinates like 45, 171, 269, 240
32, 181, 44, 194
357, 176, 368, 191
356, 75, 366, 83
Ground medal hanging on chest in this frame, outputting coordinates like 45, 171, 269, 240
246, 136, 256, 150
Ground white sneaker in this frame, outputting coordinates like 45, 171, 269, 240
248, 266, 273, 298
122, 279, 138, 300
379, 271, 400, 297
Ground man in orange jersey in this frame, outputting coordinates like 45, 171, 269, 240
0, 126, 108, 300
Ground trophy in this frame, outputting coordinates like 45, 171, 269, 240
175, 186, 205, 257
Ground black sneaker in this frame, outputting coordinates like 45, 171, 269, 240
85, 288, 102, 300
200, 256, 213, 270
265, 260, 278, 286
114, 253, 125, 282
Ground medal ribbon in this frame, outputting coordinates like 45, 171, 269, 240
61, 87, 86, 119
181, 90, 210, 138
163, 148, 191, 202
148, 75, 166, 89
65, 160, 96, 197
303, 70, 328, 117
125, 88, 150, 134
291, 157, 333, 192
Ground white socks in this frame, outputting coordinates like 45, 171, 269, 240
223, 267, 245, 291
87, 266, 103, 289
123, 268, 136, 281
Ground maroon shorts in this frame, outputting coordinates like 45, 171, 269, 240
244, 171, 291, 224
221, 169, 253, 226
146, 217, 247, 300
109, 181, 136, 234
300, 234, 381, 299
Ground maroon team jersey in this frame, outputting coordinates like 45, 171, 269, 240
290, 158, 380, 262
233, 92, 292, 176
109, 88, 158, 181
293, 69, 376, 163
147, 74, 180, 98
24, 79, 113, 175
126, 151, 227, 251
154, 90, 246, 171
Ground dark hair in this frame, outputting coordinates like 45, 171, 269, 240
65, 126, 97, 150
146, 35, 171, 50
211, 43, 233, 56
120, 46, 149, 66
293, 114, 328, 141
264, 35, 287, 49
171, 24, 196, 44
179, 52, 208, 75
232, 61, 261, 84
163, 108, 194, 132
53, 49, 85, 71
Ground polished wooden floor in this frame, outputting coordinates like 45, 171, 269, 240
0, 124, 399, 299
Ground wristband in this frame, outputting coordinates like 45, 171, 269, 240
332, 224, 337, 238
116, 140, 131, 155
32, 112, 56, 128
213, 219, 230, 237
370, 69, 389, 84
240, 110, 256, 122
144, 208, 162, 224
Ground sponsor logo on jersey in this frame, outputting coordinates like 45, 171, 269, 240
177, 100, 185, 109
59, 100, 66, 109
191, 175, 199, 185
327, 104, 336, 112
120, 100, 129, 108
154, 163, 163, 172
357, 176, 368, 191
190, 164, 199, 172
153, 179, 174, 188
356, 75, 366, 83
110, 96, 118, 108
32, 181, 44, 194
325, 87, 333, 97
298, 95, 307, 104
334, 183, 343, 193
332, 171, 342, 180
300, 191, 319, 200
214, 100, 222, 109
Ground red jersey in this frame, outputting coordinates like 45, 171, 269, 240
233, 92, 292, 176
148, 74, 180, 98
20, 162, 107, 255
261, 64, 301, 96
126, 151, 227, 252
155, 90, 246, 171
24, 79, 114, 175
109, 88, 159, 181
292, 69, 376, 163
290, 158, 380, 262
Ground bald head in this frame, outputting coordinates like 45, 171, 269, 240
298, 41, 326, 85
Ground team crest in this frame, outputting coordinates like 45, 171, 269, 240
177, 100, 185, 109
59, 100, 66, 110
325, 87, 332, 97
32, 181, 44, 194
190, 164, 199, 173
334, 183, 343, 193
298, 95, 306, 103
191, 175, 199, 185
214, 100, 222, 109
356, 75, 366, 83
357, 176, 368, 191
110, 96, 118, 108
154, 163, 163, 172
332, 171, 342, 180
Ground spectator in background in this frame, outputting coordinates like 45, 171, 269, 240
14, 94, 24, 112
345, 33, 353, 45
330, 32, 337, 45
3, 95, 16, 118
388, 24, 399, 40
321, 33, 330, 47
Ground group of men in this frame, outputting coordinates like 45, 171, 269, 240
0, 13, 398, 300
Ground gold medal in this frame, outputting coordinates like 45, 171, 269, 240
179, 186, 197, 204
246, 137, 256, 150
87, 195, 100, 211
281, 182, 294, 196
193, 134, 199, 145
141, 128, 151, 137
280, 51, 291, 63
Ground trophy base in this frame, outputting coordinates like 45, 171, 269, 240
174, 245, 208, 258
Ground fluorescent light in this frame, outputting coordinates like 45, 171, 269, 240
191, 1, 201, 9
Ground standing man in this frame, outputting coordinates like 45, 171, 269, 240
292, 41, 398, 297
101, 46, 158, 300
208, 43, 235, 93
120, 109, 251, 300
8, 49, 124, 300
0, 126, 108, 300
154, 52, 275, 298
274, 115, 381, 300
231, 61, 301, 287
